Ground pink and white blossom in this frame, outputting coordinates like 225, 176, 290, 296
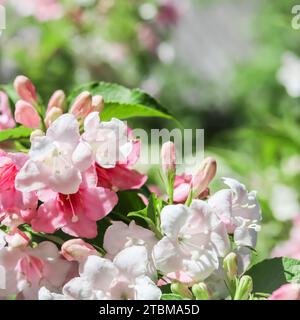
153, 201, 230, 283
39, 246, 161, 300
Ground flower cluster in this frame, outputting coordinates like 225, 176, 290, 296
0, 76, 265, 300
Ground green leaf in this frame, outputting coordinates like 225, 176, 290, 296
161, 294, 184, 301
67, 81, 174, 121
0, 126, 33, 142
246, 257, 300, 294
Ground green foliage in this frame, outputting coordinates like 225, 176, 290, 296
0, 126, 33, 142
67, 82, 174, 121
247, 257, 300, 294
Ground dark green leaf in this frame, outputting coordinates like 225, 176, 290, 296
246, 257, 300, 294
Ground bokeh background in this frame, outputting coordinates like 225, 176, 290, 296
1, 0, 300, 263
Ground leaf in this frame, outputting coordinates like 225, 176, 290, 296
67, 81, 174, 121
0, 126, 33, 142
246, 257, 300, 294
161, 294, 184, 301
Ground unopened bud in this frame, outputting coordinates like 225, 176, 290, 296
5, 229, 30, 249
161, 141, 176, 176
30, 129, 45, 142
14, 75, 37, 104
234, 275, 253, 300
14, 100, 41, 129
171, 282, 193, 299
192, 282, 210, 300
47, 90, 66, 112
192, 157, 217, 197
223, 252, 238, 281
61, 239, 98, 262
91, 95, 104, 113
70, 91, 92, 119
45, 107, 63, 128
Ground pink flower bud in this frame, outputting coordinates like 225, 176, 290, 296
269, 283, 300, 300
161, 141, 176, 175
70, 91, 92, 119
91, 95, 104, 112
192, 157, 217, 197
14, 100, 41, 129
45, 107, 63, 128
13, 75, 38, 104
47, 90, 66, 112
61, 239, 98, 262
5, 229, 30, 249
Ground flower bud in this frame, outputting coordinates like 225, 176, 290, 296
223, 252, 238, 281
161, 141, 176, 176
30, 129, 45, 142
14, 75, 37, 104
234, 275, 253, 300
45, 107, 63, 128
14, 100, 41, 129
61, 239, 98, 262
91, 95, 104, 113
70, 91, 92, 119
192, 157, 217, 197
171, 282, 193, 299
192, 282, 210, 300
5, 229, 30, 249
47, 90, 66, 112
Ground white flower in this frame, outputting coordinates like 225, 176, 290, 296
208, 177, 261, 249
15, 114, 92, 195
153, 201, 230, 282
277, 51, 300, 98
39, 246, 161, 300
82, 112, 132, 168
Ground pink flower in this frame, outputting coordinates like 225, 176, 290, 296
31, 167, 118, 238
161, 141, 176, 176
156, 0, 181, 26
269, 283, 300, 300
0, 233, 74, 300
272, 216, 300, 259
95, 139, 147, 191
14, 100, 41, 129
0, 151, 37, 229
47, 90, 66, 113
0, 92, 15, 130
70, 91, 93, 120
173, 173, 192, 203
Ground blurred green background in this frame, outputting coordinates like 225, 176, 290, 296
1, 0, 300, 263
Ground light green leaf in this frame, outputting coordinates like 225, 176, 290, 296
246, 257, 300, 294
161, 294, 184, 300
0, 126, 33, 142
67, 81, 174, 121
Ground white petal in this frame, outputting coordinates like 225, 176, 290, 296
113, 246, 150, 278
84, 112, 100, 133
79, 255, 117, 292
39, 287, 69, 300
47, 114, 80, 150
62, 277, 94, 300
72, 141, 93, 172
153, 237, 183, 274
135, 276, 161, 300
160, 204, 189, 238
234, 225, 257, 248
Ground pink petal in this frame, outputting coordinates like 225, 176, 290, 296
14, 100, 41, 129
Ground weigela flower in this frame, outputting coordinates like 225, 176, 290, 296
153, 201, 230, 283
269, 283, 300, 300
39, 246, 161, 300
31, 167, 118, 238
0, 233, 74, 300
0, 151, 37, 229
15, 114, 93, 195
103, 220, 157, 272
208, 178, 261, 249
82, 112, 133, 169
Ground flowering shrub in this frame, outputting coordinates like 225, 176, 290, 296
0, 76, 299, 300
